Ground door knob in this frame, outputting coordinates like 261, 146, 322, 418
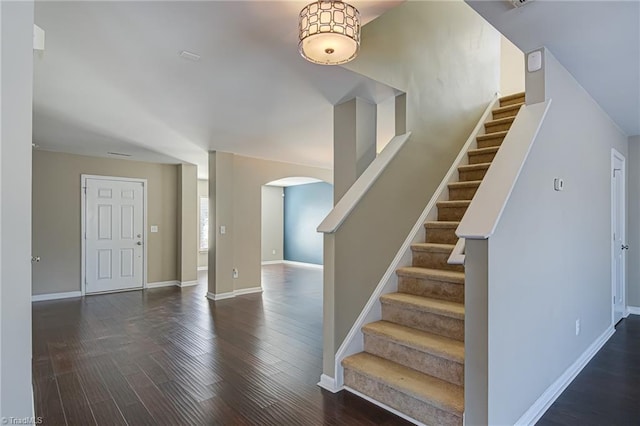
622, 245, 629, 250
136, 241, 143, 246
31, 256, 41, 262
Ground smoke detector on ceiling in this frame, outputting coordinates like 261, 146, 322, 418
179, 50, 201, 62
510, 0, 536, 7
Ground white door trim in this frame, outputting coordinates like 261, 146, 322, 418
610, 149, 626, 325
81, 174, 148, 295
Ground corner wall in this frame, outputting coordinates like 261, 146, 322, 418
628, 135, 640, 307
323, 0, 500, 377
32, 151, 180, 293
481, 49, 628, 425
261, 185, 284, 262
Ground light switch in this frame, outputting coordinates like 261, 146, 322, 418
528, 50, 542, 72
150, 225, 159, 233
220, 225, 226, 235
554, 178, 564, 191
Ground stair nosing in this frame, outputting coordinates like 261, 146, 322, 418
424, 221, 460, 229
342, 353, 464, 415
380, 293, 465, 319
468, 146, 499, 155
485, 116, 516, 126
458, 162, 491, 171
492, 103, 524, 114
448, 180, 482, 189
409, 243, 455, 253
500, 92, 525, 102
363, 320, 465, 363
476, 130, 508, 141
396, 266, 465, 283
436, 200, 471, 207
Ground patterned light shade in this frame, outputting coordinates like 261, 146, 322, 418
298, 0, 361, 65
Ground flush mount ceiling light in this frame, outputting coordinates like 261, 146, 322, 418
298, 0, 361, 65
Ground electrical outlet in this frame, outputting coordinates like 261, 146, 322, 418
272, 249, 276, 255
232, 268, 238, 279
575, 319, 580, 336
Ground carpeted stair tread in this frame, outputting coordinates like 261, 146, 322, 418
410, 243, 455, 253
397, 265, 465, 284
342, 353, 464, 415
448, 180, 481, 189
380, 293, 464, 319
458, 162, 490, 172
484, 116, 515, 127
363, 320, 464, 363
492, 103, 523, 115
425, 221, 460, 229
468, 146, 499, 156
477, 130, 508, 142
499, 92, 525, 103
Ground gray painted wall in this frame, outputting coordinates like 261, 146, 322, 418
628, 136, 640, 306
481, 49, 628, 424
1, 0, 34, 417
284, 182, 333, 265
32, 151, 180, 293
261, 186, 284, 262
322, 0, 500, 376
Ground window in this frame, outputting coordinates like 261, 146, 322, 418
199, 196, 209, 251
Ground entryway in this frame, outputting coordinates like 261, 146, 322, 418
82, 175, 146, 294
611, 149, 626, 324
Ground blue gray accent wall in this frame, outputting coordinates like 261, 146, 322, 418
284, 182, 333, 265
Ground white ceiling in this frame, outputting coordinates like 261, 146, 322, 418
34, 1, 403, 178
466, 0, 640, 136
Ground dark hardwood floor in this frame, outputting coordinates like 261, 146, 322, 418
537, 315, 640, 425
32, 264, 410, 426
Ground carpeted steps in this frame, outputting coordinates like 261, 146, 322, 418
342, 92, 524, 426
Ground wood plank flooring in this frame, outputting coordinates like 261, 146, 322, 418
537, 315, 640, 425
33, 264, 411, 425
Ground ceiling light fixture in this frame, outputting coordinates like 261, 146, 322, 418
298, 0, 360, 65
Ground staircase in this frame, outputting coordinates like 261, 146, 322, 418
341, 92, 525, 426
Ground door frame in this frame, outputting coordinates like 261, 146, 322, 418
81, 174, 148, 295
610, 149, 626, 324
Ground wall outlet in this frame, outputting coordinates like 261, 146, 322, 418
575, 319, 581, 336
232, 268, 238, 279
150, 225, 158, 233
272, 249, 276, 255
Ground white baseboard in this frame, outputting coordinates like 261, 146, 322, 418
178, 280, 199, 287
206, 291, 235, 301
626, 306, 640, 315
146, 280, 179, 289
197, 266, 208, 271
344, 386, 425, 426
234, 286, 263, 296
283, 260, 323, 269
206, 286, 262, 301
32, 291, 82, 302
317, 374, 342, 393
261, 260, 284, 265
514, 325, 615, 425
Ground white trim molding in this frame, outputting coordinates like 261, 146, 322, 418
261, 260, 284, 265
178, 280, 199, 287
32, 291, 82, 302
283, 260, 323, 269
317, 374, 342, 393
146, 280, 179, 289
206, 286, 262, 301
627, 306, 640, 315
514, 325, 615, 425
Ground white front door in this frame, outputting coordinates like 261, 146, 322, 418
85, 178, 145, 294
611, 150, 626, 324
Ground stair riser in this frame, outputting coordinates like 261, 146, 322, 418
468, 151, 497, 165
425, 227, 458, 245
500, 96, 525, 107
343, 369, 463, 426
476, 137, 505, 149
493, 107, 521, 120
448, 185, 478, 201
398, 275, 464, 303
364, 334, 464, 386
381, 303, 464, 341
411, 251, 464, 273
485, 121, 513, 133
438, 206, 468, 221
458, 168, 488, 182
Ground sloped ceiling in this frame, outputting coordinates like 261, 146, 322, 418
34, 1, 403, 178
466, 0, 640, 136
